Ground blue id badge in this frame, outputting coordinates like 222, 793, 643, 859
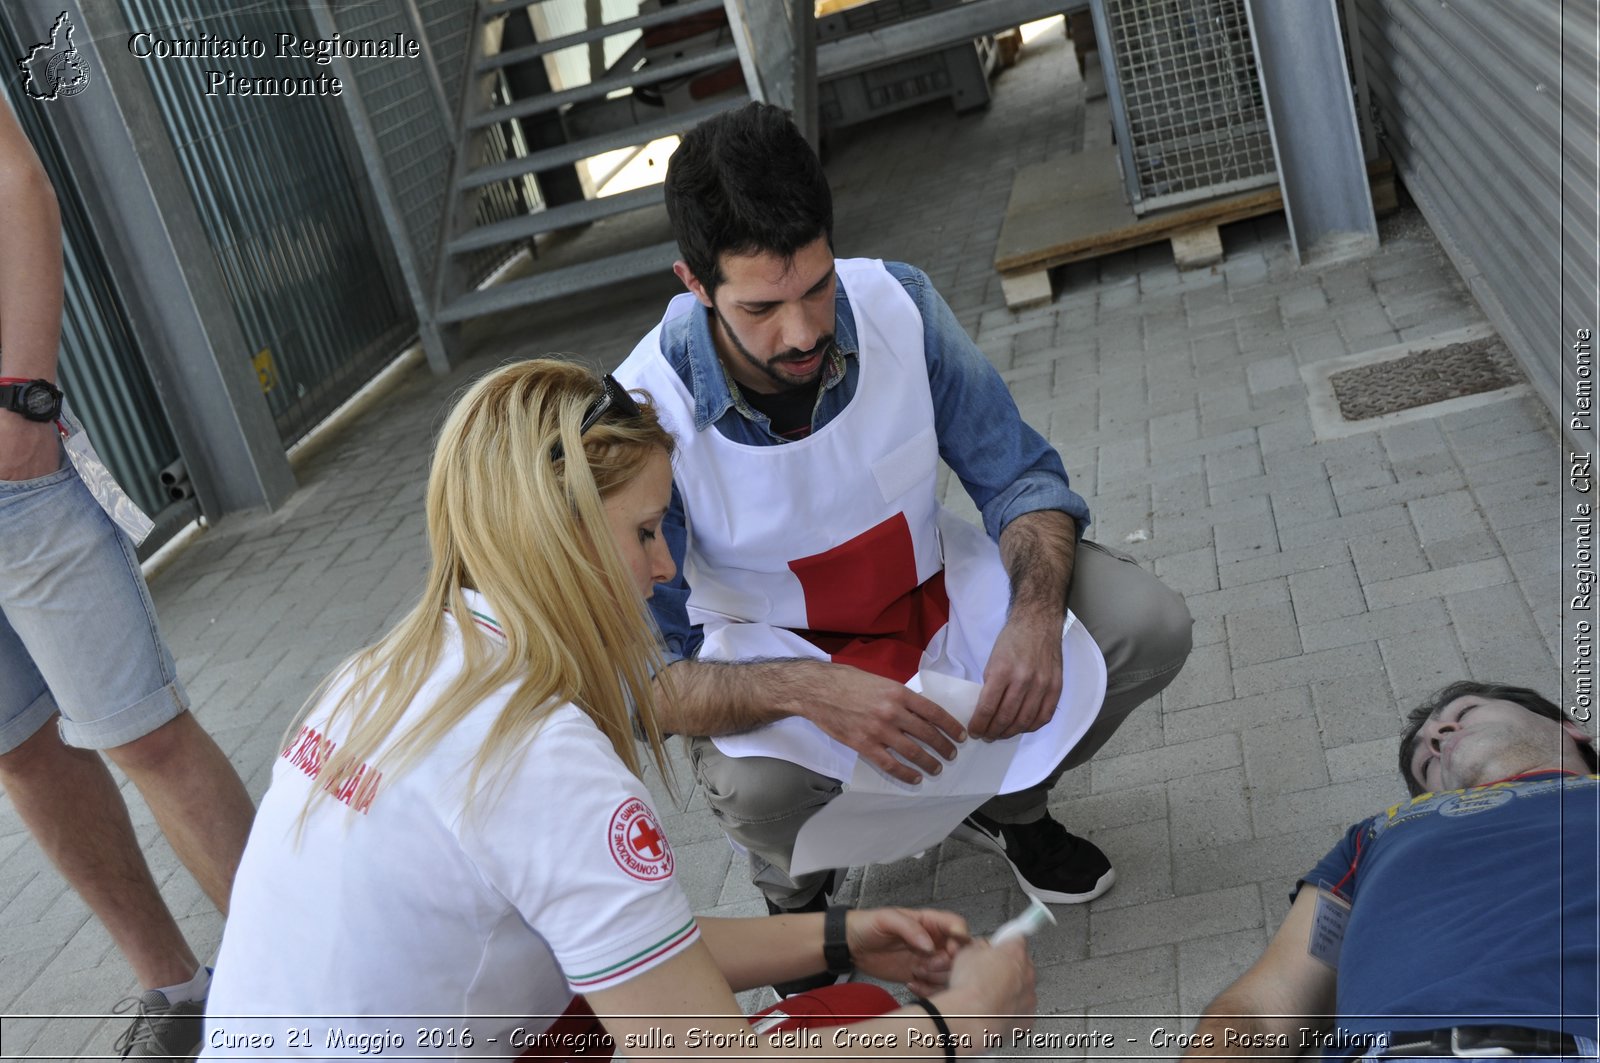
1309, 886, 1351, 969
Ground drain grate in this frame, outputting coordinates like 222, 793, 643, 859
1328, 336, 1524, 421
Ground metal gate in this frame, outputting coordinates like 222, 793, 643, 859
116, 0, 416, 444
1092, 0, 1278, 214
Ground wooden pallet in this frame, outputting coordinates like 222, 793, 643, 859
993, 146, 1397, 309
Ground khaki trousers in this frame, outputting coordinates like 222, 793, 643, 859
687, 540, 1194, 909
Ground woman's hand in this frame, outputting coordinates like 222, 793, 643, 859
846, 907, 969, 997
948, 935, 1037, 1030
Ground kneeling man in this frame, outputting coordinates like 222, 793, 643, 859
615, 102, 1193, 935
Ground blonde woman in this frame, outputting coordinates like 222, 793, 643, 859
201, 361, 1034, 1061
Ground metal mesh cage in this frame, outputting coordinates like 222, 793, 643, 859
1098, 0, 1278, 213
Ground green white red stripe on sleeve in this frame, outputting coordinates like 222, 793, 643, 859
566, 918, 700, 990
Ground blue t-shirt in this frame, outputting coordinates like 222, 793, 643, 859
1298, 772, 1599, 1043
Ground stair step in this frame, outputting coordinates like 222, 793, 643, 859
448, 185, 664, 256
477, 0, 726, 71
468, 43, 740, 129
460, 96, 740, 191
479, 0, 552, 20
815, 0, 1070, 79
438, 241, 680, 323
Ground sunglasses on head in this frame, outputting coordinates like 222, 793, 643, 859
550, 374, 641, 462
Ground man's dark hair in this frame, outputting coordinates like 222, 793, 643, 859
663, 101, 832, 296
1398, 680, 1597, 795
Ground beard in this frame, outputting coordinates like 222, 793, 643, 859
713, 306, 834, 393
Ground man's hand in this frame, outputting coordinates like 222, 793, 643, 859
846, 907, 969, 997
974, 509, 1077, 740
797, 661, 966, 784
0, 415, 60, 482
971, 609, 1063, 739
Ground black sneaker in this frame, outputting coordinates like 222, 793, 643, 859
764, 870, 846, 998
112, 989, 204, 1060
950, 811, 1115, 904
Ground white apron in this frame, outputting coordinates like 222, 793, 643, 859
617, 259, 1103, 794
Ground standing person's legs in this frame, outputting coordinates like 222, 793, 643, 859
1, 459, 254, 917
0, 457, 254, 1055
0, 713, 200, 990
102, 713, 254, 916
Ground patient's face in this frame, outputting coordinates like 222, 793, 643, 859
1408, 694, 1585, 792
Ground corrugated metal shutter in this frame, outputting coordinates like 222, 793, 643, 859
117, 0, 416, 444
1353, 0, 1595, 426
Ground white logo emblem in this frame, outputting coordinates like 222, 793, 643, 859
19, 12, 91, 101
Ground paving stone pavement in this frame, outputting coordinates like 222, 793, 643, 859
0, 22, 1573, 1061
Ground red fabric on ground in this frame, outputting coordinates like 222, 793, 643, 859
517, 984, 901, 1060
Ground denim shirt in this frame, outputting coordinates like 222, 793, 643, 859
649, 260, 1090, 662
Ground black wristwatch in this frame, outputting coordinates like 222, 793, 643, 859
823, 905, 854, 975
0, 379, 62, 422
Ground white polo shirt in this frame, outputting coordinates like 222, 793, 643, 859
202, 591, 697, 1059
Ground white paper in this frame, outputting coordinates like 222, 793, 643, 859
791, 789, 995, 876
788, 620, 1105, 876
845, 671, 1014, 800
714, 613, 1106, 793
791, 671, 1010, 875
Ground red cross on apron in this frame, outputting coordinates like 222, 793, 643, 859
788, 513, 949, 683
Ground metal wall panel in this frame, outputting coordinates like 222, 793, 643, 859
1353, 0, 1593, 426
0, 12, 183, 526
472, 71, 545, 243
117, 0, 415, 444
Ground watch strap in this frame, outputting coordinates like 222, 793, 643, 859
0, 378, 62, 422
823, 904, 853, 974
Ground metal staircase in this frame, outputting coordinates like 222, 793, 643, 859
317, 0, 1040, 372
433, 0, 753, 331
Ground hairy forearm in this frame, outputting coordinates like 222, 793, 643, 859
651, 656, 829, 737
997, 510, 1076, 618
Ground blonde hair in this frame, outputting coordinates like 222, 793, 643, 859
291, 359, 674, 823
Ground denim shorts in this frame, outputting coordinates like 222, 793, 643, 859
0, 451, 187, 753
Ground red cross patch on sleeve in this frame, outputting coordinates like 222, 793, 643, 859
608, 797, 675, 881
